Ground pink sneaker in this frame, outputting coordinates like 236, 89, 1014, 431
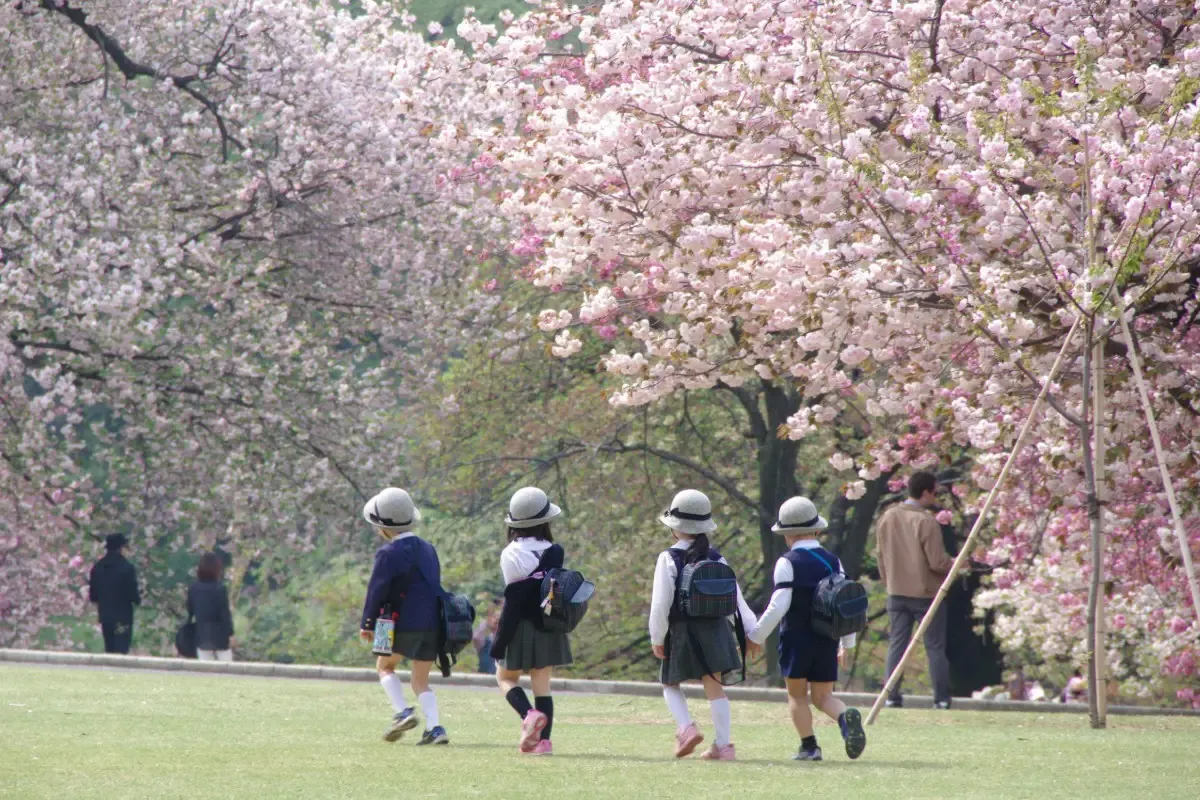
698, 743, 736, 761
527, 739, 552, 755
675, 723, 704, 758
519, 710, 548, 752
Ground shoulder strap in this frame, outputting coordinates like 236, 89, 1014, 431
804, 548, 835, 575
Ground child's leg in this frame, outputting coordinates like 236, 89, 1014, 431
812, 679, 866, 759
411, 660, 439, 730
809, 681, 846, 722
701, 674, 732, 746
662, 682, 692, 727
530, 667, 554, 740
786, 678, 813, 738
377, 654, 408, 713
497, 667, 533, 719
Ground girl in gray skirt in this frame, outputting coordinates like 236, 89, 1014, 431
490, 486, 572, 755
650, 489, 760, 761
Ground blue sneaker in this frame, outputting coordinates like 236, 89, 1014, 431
417, 726, 450, 745
384, 707, 419, 742
840, 708, 866, 760
793, 745, 822, 761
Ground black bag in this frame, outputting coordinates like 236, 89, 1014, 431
440, 593, 475, 657
807, 550, 869, 639
539, 568, 594, 633
175, 620, 197, 659
677, 560, 738, 618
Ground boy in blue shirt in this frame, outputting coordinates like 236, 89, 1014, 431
748, 496, 867, 762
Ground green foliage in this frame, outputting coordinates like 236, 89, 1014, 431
237, 553, 370, 666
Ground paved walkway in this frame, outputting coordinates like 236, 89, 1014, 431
3, 648, 1195, 717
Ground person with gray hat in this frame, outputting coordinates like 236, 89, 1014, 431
490, 486, 571, 756
649, 489, 759, 761
747, 496, 866, 762
87, 534, 141, 654
358, 487, 449, 746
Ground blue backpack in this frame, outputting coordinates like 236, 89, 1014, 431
805, 550, 868, 640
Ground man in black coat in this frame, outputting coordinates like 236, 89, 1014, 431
88, 534, 141, 654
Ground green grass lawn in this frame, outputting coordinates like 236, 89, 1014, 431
1, 664, 1198, 799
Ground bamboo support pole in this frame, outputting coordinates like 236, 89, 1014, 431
1115, 300, 1200, 624
1093, 335, 1108, 723
866, 318, 1082, 725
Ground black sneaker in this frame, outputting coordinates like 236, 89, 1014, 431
417, 726, 449, 745
794, 745, 823, 761
840, 708, 866, 760
384, 707, 420, 742
885, 697, 903, 708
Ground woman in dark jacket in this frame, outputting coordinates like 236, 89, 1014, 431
187, 553, 235, 661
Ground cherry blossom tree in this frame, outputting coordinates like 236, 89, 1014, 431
466, 0, 1200, 703
1, 0, 502, 647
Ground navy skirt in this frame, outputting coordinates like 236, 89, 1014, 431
778, 626, 838, 683
661, 618, 742, 685
498, 619, 572, 671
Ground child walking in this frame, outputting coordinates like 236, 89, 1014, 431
748, 496, 866, 761
650, 489, 759, 761
359, 487, 449, 746
490, 487, 572, 755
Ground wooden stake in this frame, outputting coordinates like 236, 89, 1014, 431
866, 318, 1082, 725
1115, 299, 1200, 624
1093, 335, 1108, 723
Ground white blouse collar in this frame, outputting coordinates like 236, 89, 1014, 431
791, 539, 821, 550
512, 537, 553, 552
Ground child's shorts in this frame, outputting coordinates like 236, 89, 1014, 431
778, 626, 839, 683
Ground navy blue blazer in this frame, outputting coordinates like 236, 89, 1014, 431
360, 535, 442, 633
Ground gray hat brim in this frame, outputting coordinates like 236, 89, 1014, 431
362, 500, 421, 530
505, 503, 562, 529
771, 515, 828, 534
660, 513, 717, 535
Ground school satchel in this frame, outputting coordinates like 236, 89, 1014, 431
539, 568, 595, 633
807, 551, 869, 639
677, 560, 738, 618
175, 619, 197, 659
435, 593, 476, 677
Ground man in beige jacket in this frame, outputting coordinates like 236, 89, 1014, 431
875, 471, 956, 709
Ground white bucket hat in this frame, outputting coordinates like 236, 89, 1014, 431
660, 489, 717, 535
505, 486, 562, 529
362, 487, 421, 532
772, 496, 828, 533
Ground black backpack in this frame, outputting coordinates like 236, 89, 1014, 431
806, 550, 868, 639
539, 568, 594, 633
676, 560, 738, 618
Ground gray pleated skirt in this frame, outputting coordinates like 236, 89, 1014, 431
499, 619, 573, 672
660, 618, 742, 685
393, 629, 439, 662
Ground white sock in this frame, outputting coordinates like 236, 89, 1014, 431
418, 691, 439, 730
662, 686, 692, 728
710, 697, 732, 746
380, 673, 407, 713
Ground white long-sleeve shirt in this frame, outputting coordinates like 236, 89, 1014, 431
648, 540, 759, 646
500, 538, 554, 585
749, 539, 857, 650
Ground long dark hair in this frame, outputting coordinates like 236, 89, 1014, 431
684, 533, 711, 564
507, 523, 554, 543
197, 552, 224, 582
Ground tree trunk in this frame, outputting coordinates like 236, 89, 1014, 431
831, 470, 895, 579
